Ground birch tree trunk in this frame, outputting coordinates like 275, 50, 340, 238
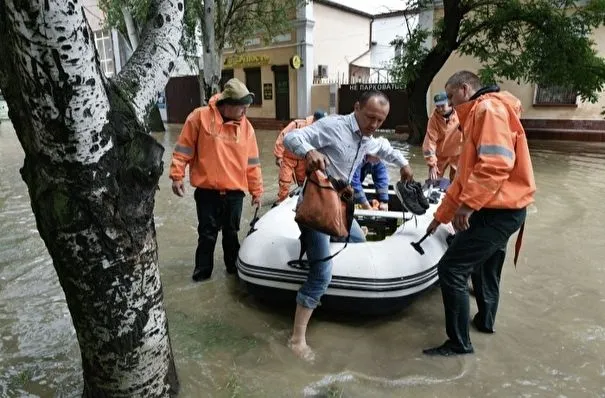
120, 5, 165, 133
0, 0, 183, 396
201, 0, 222, 103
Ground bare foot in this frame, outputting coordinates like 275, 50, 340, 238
288, 338, 315, 362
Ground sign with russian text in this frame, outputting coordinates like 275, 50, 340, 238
224, 55, 270, 68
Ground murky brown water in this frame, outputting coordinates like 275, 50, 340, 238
1, 121, 605, 397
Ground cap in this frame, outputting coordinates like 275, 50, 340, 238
313, 109, 327, 120
217, 78, 254, 105
433, 92, 448, 106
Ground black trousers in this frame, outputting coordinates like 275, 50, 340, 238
438, 207, 526, 352
193, 188, 244, 279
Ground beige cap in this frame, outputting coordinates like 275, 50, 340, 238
217, 78, 254, 105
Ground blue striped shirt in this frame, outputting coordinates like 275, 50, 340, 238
283, 113, 408, 183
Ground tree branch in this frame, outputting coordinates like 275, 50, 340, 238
115, 0, 184, 128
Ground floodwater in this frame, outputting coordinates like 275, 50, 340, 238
1, 120, 605, 397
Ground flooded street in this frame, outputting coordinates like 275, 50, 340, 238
1, 120, 605, 397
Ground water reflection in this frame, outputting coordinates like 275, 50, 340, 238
1, 120, 605, 397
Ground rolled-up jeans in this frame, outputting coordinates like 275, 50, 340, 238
296, 220, 366, 309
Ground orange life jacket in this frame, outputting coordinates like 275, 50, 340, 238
434, 90, 536, 224
273, 116, 314, 160
169, 94, 263, 198
422, 109, 462, 169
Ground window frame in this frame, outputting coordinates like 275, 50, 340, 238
533, 85, 578, 107
94, 29, 115, 77
244, 67, 263, 106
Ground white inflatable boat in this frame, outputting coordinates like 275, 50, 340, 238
236, 184, 452, 314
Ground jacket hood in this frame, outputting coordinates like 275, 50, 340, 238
454, 86, 522, 126
209, 93, 221, 108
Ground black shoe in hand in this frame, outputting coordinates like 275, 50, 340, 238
410, 181, 430, 210
395, 181, 426, 215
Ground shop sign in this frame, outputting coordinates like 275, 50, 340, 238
289, 55, 302, 69
224, 54, 270, 68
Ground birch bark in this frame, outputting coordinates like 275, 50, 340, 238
0, 0, 184, 396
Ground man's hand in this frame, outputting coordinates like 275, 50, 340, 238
452, 203, 474, 232
172, 180, 185, 197
378, 202, 389, 211
426, 218, 440, 235
275, 157, 282, 167
399, 165, 413, 182
428, 165, 439, 181
305, 149, 329, 172
251, 195, 262, 207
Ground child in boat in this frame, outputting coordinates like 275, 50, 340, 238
351, 151, 390, 211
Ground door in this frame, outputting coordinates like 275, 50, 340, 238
165, 76, 201, 123
273, 65, 290, 121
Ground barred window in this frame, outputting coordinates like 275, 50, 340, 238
94, 30, 115, 77
534, 85, 578, 106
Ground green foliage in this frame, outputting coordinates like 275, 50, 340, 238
98, 0, 152, 38
390, 0, 605, 102
100, 0, 305, 57
214, 0, 304, 53
389, 29, 431, 87
459, 0, 605, 102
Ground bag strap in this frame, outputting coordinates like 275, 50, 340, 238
287, 235, 349, 270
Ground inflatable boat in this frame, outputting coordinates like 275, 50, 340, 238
236, 183, 452, 315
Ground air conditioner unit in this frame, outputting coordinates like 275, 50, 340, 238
318, 65, 328, 78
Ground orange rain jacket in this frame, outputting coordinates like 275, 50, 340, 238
273, 116, 314, 160
169, 94, 263, 199
422, 109, 462, 176
434, 89, 536, 224
274, 117, 314, 201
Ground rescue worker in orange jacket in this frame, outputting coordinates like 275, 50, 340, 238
423, 71, 535, 357
169, 78, 264, 282
422, 92, 462, 181
273, 110, 327, 204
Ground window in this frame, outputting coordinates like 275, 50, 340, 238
94, 30, 115, 77
534, 85, 578, 106
244, 67, 262, 106
220, 69, 234, 90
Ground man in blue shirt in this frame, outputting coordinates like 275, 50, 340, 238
284, 91, 414, 361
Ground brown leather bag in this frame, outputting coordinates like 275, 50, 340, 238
295, 170, 354, 238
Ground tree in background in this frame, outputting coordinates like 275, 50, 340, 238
102, 0, 305, 103
0, 0, 183, 395
390, 0, 605, 144
193, 0, 306, 100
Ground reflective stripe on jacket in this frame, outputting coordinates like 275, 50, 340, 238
422, 109, 462, 169
273, 116, 314, 160
169, 94, 263, 198
434, 89, 535, 224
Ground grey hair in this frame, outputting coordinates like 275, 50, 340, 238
445, 71, 481, 90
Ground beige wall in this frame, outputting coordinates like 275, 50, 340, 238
311, 84, 331, 113
229, 46, 298, 119
429, 11, 605, 120
313, 3, 372, 80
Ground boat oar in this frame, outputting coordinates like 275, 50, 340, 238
247, 204, 260, 236
411, 231, 431, 255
